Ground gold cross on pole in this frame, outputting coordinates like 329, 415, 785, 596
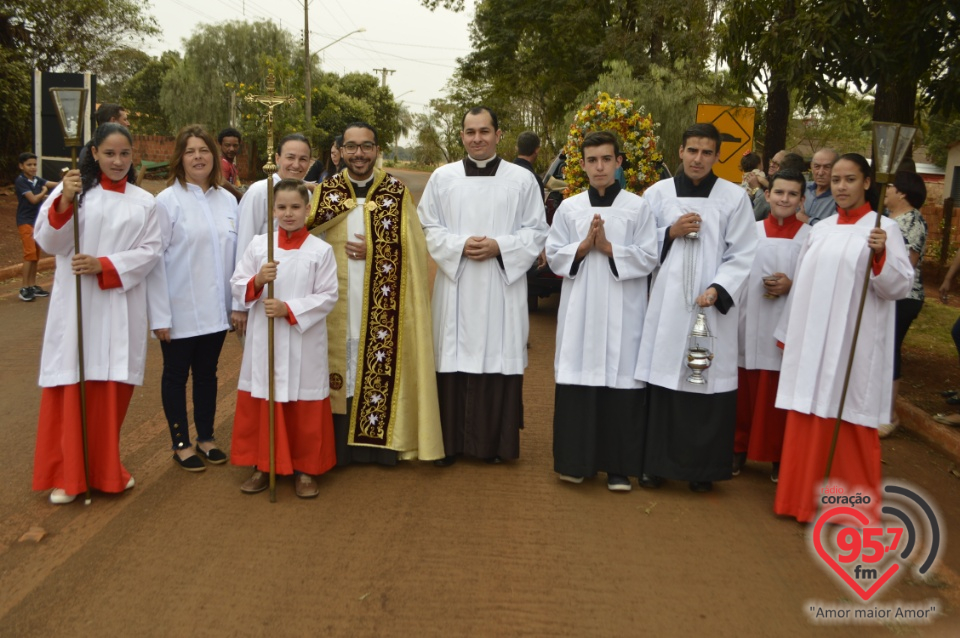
243, 71, 297, 503
244, 72, 298, 176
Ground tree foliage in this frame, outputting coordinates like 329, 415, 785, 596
6, 0, 158, 72
0, 0, 157, 182
122, 52, 179, 135
787, 93, 873, 156
425, 0, 716, 155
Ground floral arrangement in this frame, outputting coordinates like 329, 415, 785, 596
562, 92, 663, 197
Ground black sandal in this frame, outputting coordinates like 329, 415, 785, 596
196, 446, 228, 464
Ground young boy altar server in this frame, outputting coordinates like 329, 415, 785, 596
546, 131, 658, 491
734, 170, 810, 483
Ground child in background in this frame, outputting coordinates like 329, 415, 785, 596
230, 179, 339, 498
740, 152, 767, 197
14, 153, 58, 301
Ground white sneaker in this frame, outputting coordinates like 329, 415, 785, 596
558, 474, 584, 484
49, 489, 76, 505
878, 422, 898, 439
125, 475, 135, 490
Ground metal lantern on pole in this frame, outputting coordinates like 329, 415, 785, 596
822, 121, 917, 482
49, 86, 92, 505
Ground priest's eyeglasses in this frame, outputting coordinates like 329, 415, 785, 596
343, 142, 377, 153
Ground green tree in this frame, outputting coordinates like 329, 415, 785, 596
718, 0, 846, 160
786, 93, 873, 156
95, 47, 152, 103
0, 1, 157, 181
424, 0, 716, 152
122, 52, 179, 135
413, 98, 463, 165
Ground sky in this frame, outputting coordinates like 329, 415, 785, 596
142, 0, 475, 113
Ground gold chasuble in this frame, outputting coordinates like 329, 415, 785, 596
307, 169, 443, 460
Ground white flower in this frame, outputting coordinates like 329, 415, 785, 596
368, 414, 379, 425
327, 193, 340, 202
370, 393, 382, 404
377, 329, 388, 341
381, 263, 393, 274
382, 198, 394, 208
382, 218, 393, 229
381, 285, 391, 296
375, 350, 386, 362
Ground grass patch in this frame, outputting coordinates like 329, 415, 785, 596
903, 301, 959, 354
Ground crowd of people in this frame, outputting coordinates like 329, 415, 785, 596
18, 103, 933, 521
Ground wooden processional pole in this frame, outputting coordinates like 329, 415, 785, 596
245, 73, 296, 502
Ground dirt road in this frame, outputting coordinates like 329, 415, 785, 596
0, 169, 958, 636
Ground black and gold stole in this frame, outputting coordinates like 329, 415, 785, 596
308, 170, 407, 448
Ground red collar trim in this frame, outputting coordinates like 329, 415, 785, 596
763, 214, 804, 239
836, 202, 872, 225
278, 226, 309, 249
100, 172, 128, 193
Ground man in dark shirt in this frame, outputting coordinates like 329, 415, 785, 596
513, 131, 545, 201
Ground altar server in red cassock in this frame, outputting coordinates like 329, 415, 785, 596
773, 154, 913, 522
33, 123, 163, 504
230, 179, 339, 498
733, 170, 810, 482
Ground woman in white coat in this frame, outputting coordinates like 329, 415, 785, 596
33, 123, 162, 504
773, 153, 913, 522
148, 125, 238, 471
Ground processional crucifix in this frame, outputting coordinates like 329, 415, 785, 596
245, 73, 297, 502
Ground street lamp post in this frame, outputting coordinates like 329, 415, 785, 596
304, 25, 366, 129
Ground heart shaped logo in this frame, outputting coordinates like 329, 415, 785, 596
813, 506, 900, 601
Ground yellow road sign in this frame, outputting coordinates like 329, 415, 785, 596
696, 104, 756, 184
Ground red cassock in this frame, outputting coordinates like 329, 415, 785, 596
773, 412, 881, 523
734, 368, 787, 462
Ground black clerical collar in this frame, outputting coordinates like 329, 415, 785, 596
674, 170, 718, 197
588, 182, 621, 207
463, 155, 501, 176
349, 173, 374, 198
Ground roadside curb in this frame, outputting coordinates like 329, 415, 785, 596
0, 257, 55, 282
896, 397, 960, 464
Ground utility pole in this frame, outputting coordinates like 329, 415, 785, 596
303, 0, 312, 130
373, 68, 395, 87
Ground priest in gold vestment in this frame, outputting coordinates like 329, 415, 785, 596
307, 122, 443, 464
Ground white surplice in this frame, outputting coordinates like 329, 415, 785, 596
233, 174, 281, 310
737, 221, 810, 371
232, 233, 338, 403
774, 212, 913, 428
418, 159, 548, 374
148, 182, 238, 338
35, 182, 163, 386
635, 177, 757, 393
547, 189, 658, 388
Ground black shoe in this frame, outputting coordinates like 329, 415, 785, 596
30, 285, 50, 298
606, 474, 632, 492
941, 389, 958, 397
196, 445, 228, 464
638, 473, 663, 489
732, 451, 747, 476
433, 455, 457, 467
689, 481, 713, 493
173, 451, 206, 472
19, 287, 35, 302
771, 462, 780, 483
484, 456, 502, 464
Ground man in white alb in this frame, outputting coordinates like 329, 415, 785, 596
418, 106, 548, 466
